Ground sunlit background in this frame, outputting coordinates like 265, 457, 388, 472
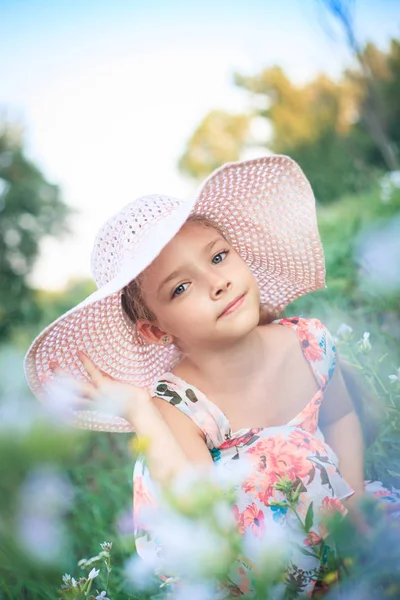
1, 0, 398, 290
1, 1, 400, 598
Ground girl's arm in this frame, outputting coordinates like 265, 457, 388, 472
319, 363, 365, 497
49, 354, 213, 488
128, 395, 214, 486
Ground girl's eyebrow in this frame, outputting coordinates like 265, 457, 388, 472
157, 237, 222, 294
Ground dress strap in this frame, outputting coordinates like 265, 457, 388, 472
151, 374, 229, 449
273, 317, 337, 391
273, 317, 337, 434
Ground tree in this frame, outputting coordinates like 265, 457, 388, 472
345, 39, 400, 169
178, 110, 251, 179
317, 0, 399, 170
178, 37, 399, 203
0, 121, 72, 342
233, 66, 359, 150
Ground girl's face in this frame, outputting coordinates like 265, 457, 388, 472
137, 221, 261, 351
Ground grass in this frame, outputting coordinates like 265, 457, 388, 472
1, 183, 400, 598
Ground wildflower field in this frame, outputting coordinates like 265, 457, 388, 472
0, 181, 399, 599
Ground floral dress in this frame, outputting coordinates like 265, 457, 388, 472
133, 317, 400, 597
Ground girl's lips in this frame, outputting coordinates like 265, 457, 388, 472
219, 293, 246, 318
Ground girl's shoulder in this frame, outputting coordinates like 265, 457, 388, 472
259, 315, 332, 345
265, 315, 334, 343
260, 315, 337, 383
270, 315, 328, 329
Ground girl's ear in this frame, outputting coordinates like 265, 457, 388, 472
136, 320, 172, 346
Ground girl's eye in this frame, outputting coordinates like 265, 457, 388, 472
212, 250, 229, 264
172, 282, 189, 298
171, 251, 229, 298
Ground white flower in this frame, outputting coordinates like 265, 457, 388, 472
174, 582, 217, 600
124, 554, 158, 591
77, 553, 106, 568
336, 323, 353, 340
96, 592, 110, 600
357, 331, 371, 353
243, 519, 289, 575
212, 454, 254, 489
88, 567, 100, 580
389, 368, 400, 383
212, 500, 236, 532
100, 541, 112, 553
142, 504, 231, 580
62, 573, 77, 587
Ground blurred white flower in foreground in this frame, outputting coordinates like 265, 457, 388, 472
242, 518, 288, 570
173, 581, 218, 600
0, 396, 44, 435
389, 368, 400, 383
151, 509, 233, 580
124, 552, 159, 591
17, 465, 73, 564
336, 323, 353, 341
45, 370, 132, 427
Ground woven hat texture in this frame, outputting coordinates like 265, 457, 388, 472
24, 155, 326, 432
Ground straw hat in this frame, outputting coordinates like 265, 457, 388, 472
24, 155, 326, 432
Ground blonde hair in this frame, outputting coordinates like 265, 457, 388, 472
120, 213, 281, 326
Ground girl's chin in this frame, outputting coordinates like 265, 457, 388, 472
217, 309, 260, 334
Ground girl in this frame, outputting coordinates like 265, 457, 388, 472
25, 155, 399, 597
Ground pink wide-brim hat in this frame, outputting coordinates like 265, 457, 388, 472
24, 155, 326, 432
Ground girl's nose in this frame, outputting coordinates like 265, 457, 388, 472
209, 274, 232, 299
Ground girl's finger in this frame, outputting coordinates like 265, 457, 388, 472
77, 351, 105, 386
49, 362, 75, 381
48, 364, 97, 398
70, 398, 98, 410
79, 381, 99, 399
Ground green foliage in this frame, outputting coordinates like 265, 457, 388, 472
178, 110, 251, 179
289, 184, 400, 324
284, 127, 380, 204
179, 38, 400, 203
0, 123, 72, 343
10, 278, 96, 353
0, 400, 140, 600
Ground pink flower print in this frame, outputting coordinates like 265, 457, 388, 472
288, 428, 325, 452
232, 504, 246, 534
304, 531, 322, 547
242, 503, 266, 538
296, 325, 324, 363
320, 496, 347, 517
133, 474, 157, 529
219, 428, 262, 450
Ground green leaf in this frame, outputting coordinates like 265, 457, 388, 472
293, 542, 319, 559
268, 501, 288, 508
305, 502, 314, 533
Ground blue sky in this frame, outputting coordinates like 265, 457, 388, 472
1, 0, 399, 288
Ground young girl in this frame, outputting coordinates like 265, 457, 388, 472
24, 155, 399, 598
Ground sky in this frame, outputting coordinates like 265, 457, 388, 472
1, 0, 399, 289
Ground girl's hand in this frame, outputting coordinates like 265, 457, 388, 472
46, 351, 151, 425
